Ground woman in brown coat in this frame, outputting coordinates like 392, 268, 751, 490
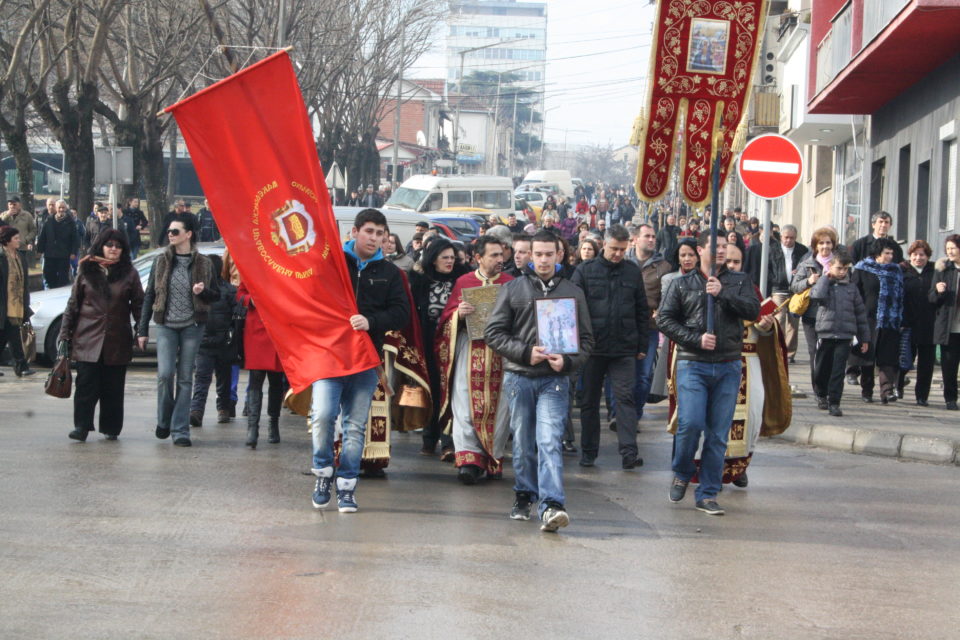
0, 225, 35, 377
61, 229, 144, 441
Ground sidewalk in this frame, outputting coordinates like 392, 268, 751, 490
775, 330, 960, 465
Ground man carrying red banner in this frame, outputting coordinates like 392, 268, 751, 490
310, 209, 410, 513
436, 236, 513, 485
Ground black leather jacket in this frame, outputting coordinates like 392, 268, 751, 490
344, 251, 410, 354
571, 256, 648, 356
485, 272, 594, 377
657, 267, 760, 363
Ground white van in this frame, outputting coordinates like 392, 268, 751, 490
333, 207, 428, 247
384, 175, 514, 217
518, 170, 575, 198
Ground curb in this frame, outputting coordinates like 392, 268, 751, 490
773, 423, 959, 465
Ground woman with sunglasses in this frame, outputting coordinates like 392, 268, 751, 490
61, 229, 144, 441
137, 214, 219, 447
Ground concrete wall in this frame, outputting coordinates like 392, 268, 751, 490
870, 52, 960, 257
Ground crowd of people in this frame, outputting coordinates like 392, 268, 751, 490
2, 186, 959, 533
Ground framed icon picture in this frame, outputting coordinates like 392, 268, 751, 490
535, 297, 580, 355
686, 18, 730, 75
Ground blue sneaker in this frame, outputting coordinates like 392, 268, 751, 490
312, 475, 332, 509
337, 488, 358, 513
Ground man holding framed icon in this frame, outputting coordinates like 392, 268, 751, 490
485, 231, 594, 533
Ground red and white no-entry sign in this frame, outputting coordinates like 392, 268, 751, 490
736, 134, 803, 199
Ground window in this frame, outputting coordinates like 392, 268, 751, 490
424, 193, 443, 212
916, 161, 930, 241
897, 145, 910, 242
815, 146, 832, 194
870, 158, 886, 215
941, 139, 957, 230
839, 138, 862, 247
473, 190, 511, 210
447, 190, 472, 207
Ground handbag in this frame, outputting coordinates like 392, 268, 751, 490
20, 321, 36, 363
398, 384, 429, 409
44, 356, 72, 398
787, 287, 812, 316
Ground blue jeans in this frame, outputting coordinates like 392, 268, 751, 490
672, 359, 742, 501
310, 367, 379, 481
156, 324, 204, 440
504, 372, 569, 517
634, 330, 660, 418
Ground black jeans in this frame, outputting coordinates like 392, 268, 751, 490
0, 319, 28, 373
422, 354, 453, 452
901, 343, 936, 402
941, 333, 960, 403
802, 322, 818, 394
43, 256, 71, 289
191, 349, 233, 414
814, 338, 851, 404
74, 360, 127, 435
579, 354, 638, 459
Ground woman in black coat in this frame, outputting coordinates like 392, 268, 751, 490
930, 234, 960, 411
899, 240, 937, 405
408, 237, 469, 459
0, 226, 34, 377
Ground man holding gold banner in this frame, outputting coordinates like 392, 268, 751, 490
436, 236, 514, 485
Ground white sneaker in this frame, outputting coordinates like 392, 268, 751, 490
540, 507, 569, 532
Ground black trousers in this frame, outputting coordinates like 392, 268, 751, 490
247, 370, 284, 421
74, 360, 127, 435
941, 333, 960, 403
43, 257, 71, 289
814, 338, 851, 404
191, 350, 233, 414
579, 354, 638, 459
0, 320, 28, 372
900, 343, 936, 402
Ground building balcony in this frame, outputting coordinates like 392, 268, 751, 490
809, 0, 960, 114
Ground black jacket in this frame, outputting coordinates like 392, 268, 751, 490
657, 267, 760, 363
656, 225, 681, 267
200, 279, 239, 352
902, 262, 936, 345
747, 239, 809, 296
485, 272, 594, 377
571, 256, 649, 356
851, 234, 903, 265
344, 251, 410, 354
930, 258, 960, 346
36, 215, 80, 259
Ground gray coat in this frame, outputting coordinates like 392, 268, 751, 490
810, 273, 869, 342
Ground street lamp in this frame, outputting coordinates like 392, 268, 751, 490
451, 38, 525, 174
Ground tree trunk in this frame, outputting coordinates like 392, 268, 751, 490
143, 117, 167, 248
165, 124, 177, 207
0, 95, 35, 210
114, 95, 143, 203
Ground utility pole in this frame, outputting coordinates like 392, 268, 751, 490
491, 73, 502, 175
391, 26, 405, 186
277, 0, 285, 47
509, 90, 518, 178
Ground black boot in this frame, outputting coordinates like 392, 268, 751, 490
246, 387, 262, 449
268, 417, 280, 444
68, 428, 88, 442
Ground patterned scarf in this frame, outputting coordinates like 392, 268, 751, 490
4, 247, 24, 324
855, 258, 903, 329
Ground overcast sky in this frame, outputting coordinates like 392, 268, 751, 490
408, 0, 657, 148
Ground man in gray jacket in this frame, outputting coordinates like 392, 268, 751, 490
485, 231, 594, 533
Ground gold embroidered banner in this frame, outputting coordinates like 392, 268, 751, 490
634, 0, 768, 207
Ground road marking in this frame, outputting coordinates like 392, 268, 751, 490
742, 159, 800, 174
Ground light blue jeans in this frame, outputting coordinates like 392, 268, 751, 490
672, 359, 742, 501
310, 367, 379, 480
505, 372, 569, 517
156, 324, 204, 440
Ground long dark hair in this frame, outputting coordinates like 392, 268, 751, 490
420, 236, 463, 281
670, 237, 699, 271
387, 232, 405, 257
89, 228, 132, 269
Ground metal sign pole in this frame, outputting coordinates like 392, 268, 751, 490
758, 198, 772, 296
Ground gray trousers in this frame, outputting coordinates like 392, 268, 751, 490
579, 354, 638, 459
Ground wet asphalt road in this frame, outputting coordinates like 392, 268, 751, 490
1, 367, 959, 639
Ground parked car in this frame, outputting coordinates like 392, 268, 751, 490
426, 214, 481, 243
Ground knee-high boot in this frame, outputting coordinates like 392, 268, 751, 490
246, 387, 262, 448
268, 416, 280, 444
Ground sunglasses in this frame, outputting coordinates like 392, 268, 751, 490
103, 242, 122, 249
167, 229, 181, 236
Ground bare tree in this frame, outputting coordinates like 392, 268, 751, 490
0, 0, 53, 208
28, 0, 124, 219
95, 0, 209, 243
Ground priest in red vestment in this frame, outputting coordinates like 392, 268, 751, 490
436, 236, 514, 484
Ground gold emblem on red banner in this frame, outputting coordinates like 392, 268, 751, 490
270, 199, 316, 256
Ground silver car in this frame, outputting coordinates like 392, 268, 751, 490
29, 243, 226, 363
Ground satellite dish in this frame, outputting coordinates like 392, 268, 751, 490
416, 130, 427, 146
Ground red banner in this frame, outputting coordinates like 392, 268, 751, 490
165, 51, 379, 392
634, 0, 768, 207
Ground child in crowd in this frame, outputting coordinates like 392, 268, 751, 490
809, 250, 869, 416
